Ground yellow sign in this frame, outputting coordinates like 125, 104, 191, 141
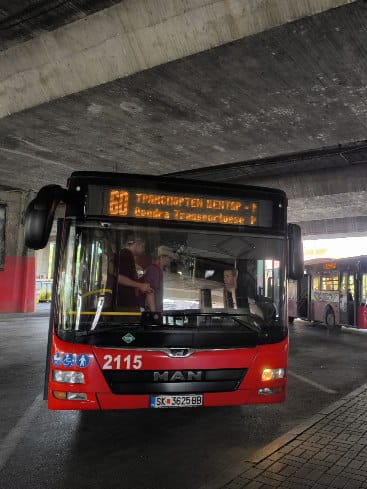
108, 189, 259, 226
323, 263, 337, 270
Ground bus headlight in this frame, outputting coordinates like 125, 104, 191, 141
261, 368, 285, 381
52, 370, 85, 384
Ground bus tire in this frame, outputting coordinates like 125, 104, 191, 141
325, 308, 337, 331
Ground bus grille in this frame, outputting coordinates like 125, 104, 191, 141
102, 369, 247, 395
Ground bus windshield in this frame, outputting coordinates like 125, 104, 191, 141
56, 221, 284, 334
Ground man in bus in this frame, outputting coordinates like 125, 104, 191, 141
223, 267, 266, 319
223, 268, 238, 308
117, 233, 153, 310
223, 267, 253, 309
144, 245, 176, 312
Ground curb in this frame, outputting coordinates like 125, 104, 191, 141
295, 319, 367, 335
341, 325, 367, 334
248, 382, 367, 464
199, 383, 367, 489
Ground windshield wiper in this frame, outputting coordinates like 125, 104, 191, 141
216, 313, 262, 333
74, 311, 165, 336
73, 312, 263, 336
162, 311, 262, 334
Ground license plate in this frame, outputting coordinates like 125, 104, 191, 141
150, 394, 203, 408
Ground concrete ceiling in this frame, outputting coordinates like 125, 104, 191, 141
1, 1, 366, 188
0, 0, 366, 238
0, 1, 121, 50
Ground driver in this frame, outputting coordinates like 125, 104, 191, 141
223, 268, 238, 308
223, 268, 264, 319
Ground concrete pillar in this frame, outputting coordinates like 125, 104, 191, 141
0, 190, 35, 312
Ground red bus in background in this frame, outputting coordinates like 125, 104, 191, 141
290, 257, 367, 330
24, 172, 303, 410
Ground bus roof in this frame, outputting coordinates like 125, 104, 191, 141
68, 171, 287, 200
305, 255, 367, 271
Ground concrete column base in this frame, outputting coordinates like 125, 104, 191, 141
0, 256, 35, 312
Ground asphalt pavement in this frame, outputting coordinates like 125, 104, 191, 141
1, 315, 367, 489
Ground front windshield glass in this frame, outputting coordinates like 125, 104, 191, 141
56, 221, 285, 333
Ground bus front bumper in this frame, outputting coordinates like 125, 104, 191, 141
48, 384, 286, 410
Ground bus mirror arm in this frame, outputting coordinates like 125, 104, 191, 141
24, 185, 68, 250
288, 223, 304, 280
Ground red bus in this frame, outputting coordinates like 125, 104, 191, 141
291, 257, 367, 330
25, 172, 303, 410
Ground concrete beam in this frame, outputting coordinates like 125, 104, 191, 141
234, 163, 367, 199
0, 0, 354, 118
289, 191, 367, 222
232, 163, 367, 238
175, 150, 367, 238
231, 163, 367, 232
298, 216, 367, 239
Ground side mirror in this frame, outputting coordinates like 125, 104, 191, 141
24, 185, 67, 249
288, 223, 304, 280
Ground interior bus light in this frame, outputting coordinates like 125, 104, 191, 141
261, 368, 285, 382
52, 391, 87, 401
52, 370, 85, 384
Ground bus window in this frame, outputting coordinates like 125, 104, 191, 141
264, 260, 279, 300
313, 276, 320, 291
348, 275, 355, 300
341, 273, 347, 294
341, 272, 354, 301
256, 261, 264, 296
320, 272, 338, 291
361, 274, 367, 305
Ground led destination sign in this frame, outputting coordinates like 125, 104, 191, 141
105, 189, 272, 227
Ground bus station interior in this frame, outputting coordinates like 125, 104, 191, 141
2, 1, 367, 489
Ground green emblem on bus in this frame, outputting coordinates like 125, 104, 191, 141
122, 333, 135, 344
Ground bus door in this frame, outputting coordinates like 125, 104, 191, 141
340, 272, 355, 325
298, 274, 310, 319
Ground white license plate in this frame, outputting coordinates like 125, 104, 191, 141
150, 394, 203, 408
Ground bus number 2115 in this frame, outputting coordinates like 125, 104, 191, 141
102, 354, 143, 370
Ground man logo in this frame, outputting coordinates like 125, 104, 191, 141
153, 371, 203, 382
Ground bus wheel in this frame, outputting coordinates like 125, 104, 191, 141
325, 308, 337, 331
